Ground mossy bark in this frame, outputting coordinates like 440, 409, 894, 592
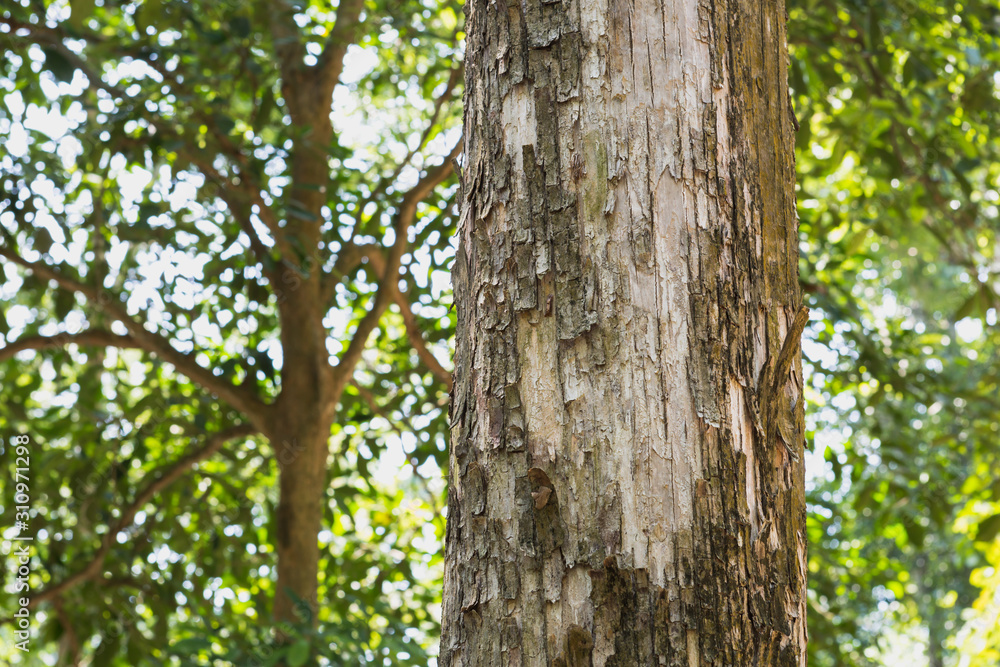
441, 0, 806, 664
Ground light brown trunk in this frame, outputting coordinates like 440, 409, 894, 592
272, 419, 333, 626
270, 276, 338, 627
270, 73, 338, 630
441, 0, 807, 664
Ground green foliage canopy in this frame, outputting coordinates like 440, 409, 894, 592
0, 0, 460, 663
789, 0, 1000, 664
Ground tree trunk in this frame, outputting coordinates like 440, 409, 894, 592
270, 69, 339, 629
271, 411, 336, 627
441, 0, 807, 664
269, 247, 341, 629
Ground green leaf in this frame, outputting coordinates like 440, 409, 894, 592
137, 0, 165, 30
171, 637, 212, 654
54, 290, 75, 321
34, 227, 54, 255
42, 48, 76, 83
213, 113, 236, 136
286, 640, 310, 667
954, 292, 980, 321
69, 0, 96, 31
230, 15, 252, 38
254, 88, 276, 133
975, 514, 1000, 543
91, 634, 122, 667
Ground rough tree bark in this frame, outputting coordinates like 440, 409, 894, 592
441, 0, 807, 664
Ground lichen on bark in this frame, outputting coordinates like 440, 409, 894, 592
442, 0, 807, 664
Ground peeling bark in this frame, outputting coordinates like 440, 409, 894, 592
441, 0, 807, 664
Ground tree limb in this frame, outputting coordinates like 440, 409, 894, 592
330, 140, 461, 395
27, 424, 256, 609
328, 243, 452, 388
0, 247, 269, 427
53, 598, 82, 667
192, 115, 288, 244
268, 0, 307, 90
160, 125, 284, 252
394, 283, 453, 390
394, 140, 463, 230
0, 17, 128, 100
349, 379, 443, 519
352, 65, 462, 232
0, 330, 138, 364
3, 22, 285, 298
316, 0, 366, 93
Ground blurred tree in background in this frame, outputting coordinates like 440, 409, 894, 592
0, 0, 460, 664
789, 0, 1000, 665
0, 0, 999, 665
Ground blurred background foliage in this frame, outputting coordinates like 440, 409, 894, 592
789, 0, 1000, 665
0, 0, 460, 663
0, 0, 997, 665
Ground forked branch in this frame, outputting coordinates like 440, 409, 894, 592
0, 330, 137, 364
330, 140, 461, 395
317, 0, 366, 93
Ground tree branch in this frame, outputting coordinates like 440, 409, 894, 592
268, 0, 306, 89
53, 598, 80, 667
394, 140, 463, 230
165, 127, 284, 250
0, 17, 128, 99
0, 247, 269, 427
351, 65, 462, 232
197, 115, 287, 241
330, 140, 461, 395
97, 575, 153, 592
27, 424, 256, 609
3, 23, 285, 306
394, 282, 453, 390
53, 598, 82, 667
185, 155, 282, 285
328, 243, 451, 388
0, 330, 138, 364
316, 0, 366, 93
349, 379, 443, 520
